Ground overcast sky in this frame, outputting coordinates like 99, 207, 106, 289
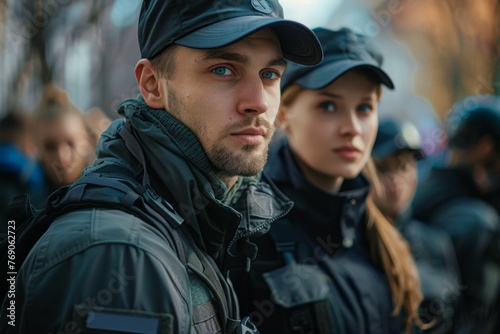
280, 0, 342, 27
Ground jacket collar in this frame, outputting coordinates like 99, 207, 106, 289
88, 97, 292, 270
265, 139, 370, 249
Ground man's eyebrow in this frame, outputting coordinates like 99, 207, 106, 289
202, 51, 250, 64
268, 57, 287, 69
202, 51, 287, 68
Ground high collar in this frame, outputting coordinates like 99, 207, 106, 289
117, 96, 228, 199
265, 139, 370, 249
86, 97, 292, 271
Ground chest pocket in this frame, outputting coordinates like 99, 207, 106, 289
263, 262, 343, 334
264, 220, 346, 334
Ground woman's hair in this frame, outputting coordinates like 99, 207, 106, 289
364, 159, 431, 332
281, 82, 427, 333
35, 84, 81, 121
150, 44, 180, 79
33, 83, 95, 142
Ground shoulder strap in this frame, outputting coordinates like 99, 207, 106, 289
117, 122, 244, 331
63, 173, 188, 262
267, 219, 306, 264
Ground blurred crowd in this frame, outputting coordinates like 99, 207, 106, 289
0, 83, 110, 230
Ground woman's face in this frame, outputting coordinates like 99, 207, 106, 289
280, 69, 380, 191
37, 114, 93, 187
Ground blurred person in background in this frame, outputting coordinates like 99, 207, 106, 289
85, 107, 113, 142
232, 27, 424, 334
0, 111, 45, 235
33, 83, 97, 192
370, 118, 460, 333
412, 94, 500, 334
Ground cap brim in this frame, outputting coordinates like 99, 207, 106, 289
372, 143, 424, 160
175, 16, 323, 66
295, 59, 395, 89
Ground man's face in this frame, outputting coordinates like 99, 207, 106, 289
159, 29, 285, 178
374, 151, 418, 219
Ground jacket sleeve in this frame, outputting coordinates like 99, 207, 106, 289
4, 208, 192, 334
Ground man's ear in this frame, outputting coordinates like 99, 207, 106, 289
135, 59, 163, 109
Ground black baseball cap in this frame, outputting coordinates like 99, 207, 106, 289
445, 94, 500, 149
372, 119, 424, 160
281, 27, 394, 90
138, 0, 323, 66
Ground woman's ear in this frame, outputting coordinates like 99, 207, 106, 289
276, 106, 290, 132
135, 59, 163, 109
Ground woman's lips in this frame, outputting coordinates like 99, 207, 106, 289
333, 146, 360, 159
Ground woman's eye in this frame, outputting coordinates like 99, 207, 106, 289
44, 142, 57, 151
319, 101, 335, 112
398, 162, 409, 172
358, 104, 373, 112
261, 71, 278, 80
212, 67, 233, 76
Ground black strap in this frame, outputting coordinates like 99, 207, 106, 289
267, 219, 302, 264
116, 123, 188, 265
119, 122, 151, 186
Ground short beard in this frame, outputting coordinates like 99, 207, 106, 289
209, 119, 274, 177
165, 86, 274, 178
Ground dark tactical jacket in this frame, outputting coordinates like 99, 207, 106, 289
0, 97, 292, 333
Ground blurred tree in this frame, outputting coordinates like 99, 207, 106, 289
1, 0, 141, 119
377, 0, 500, 122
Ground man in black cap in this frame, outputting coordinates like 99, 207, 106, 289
412, 94, 500, 333
0, 1, 322, 333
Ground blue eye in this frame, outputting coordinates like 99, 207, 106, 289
262, 71, 278, 80
358, 104, 373, 112
213, 67, 233, 76
319, 101, 335, 112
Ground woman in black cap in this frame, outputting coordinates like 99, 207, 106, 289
232, 27, 424, 334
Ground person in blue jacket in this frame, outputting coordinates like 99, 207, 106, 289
232, 27, 424, 334
0, 111, 45, 235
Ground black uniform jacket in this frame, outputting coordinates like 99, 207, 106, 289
232, 140, 405, 334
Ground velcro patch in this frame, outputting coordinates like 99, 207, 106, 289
73, 305, 174, 334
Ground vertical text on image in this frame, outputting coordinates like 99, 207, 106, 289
6, 220, 16, 326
